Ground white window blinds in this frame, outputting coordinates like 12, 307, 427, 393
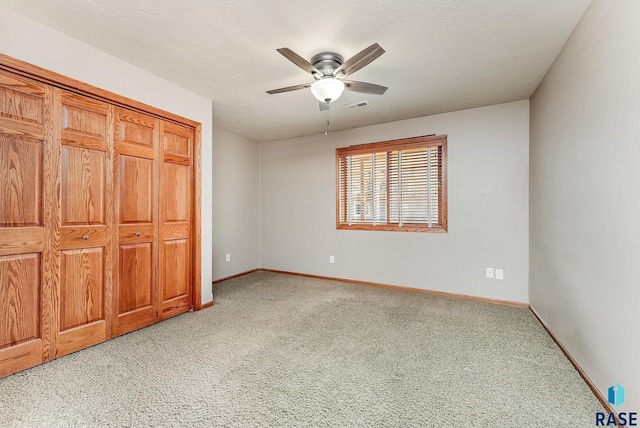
337, 135, 447, 232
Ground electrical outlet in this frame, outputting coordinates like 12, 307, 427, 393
225, 253, 231, 262
486, 267, 494, 278
495, 269, 504, 280
329, 255, 335, 264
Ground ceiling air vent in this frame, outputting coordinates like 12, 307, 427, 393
344, 100, 369, 110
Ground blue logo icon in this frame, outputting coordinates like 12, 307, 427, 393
609, 384, 625, 407
597, 384, 636, 426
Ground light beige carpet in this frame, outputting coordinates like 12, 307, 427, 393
0, 271, 602, 427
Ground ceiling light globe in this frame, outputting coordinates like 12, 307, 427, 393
311, 78, 345, 104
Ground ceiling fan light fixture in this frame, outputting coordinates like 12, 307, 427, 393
311, 78, 345, 104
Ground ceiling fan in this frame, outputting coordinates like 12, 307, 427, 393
266, 43, 388, 111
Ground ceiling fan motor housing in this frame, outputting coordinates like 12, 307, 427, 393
311, 52, 344, 79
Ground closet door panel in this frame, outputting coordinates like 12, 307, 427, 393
51, 90, 112, 358
159, 122, 192, 320
119, 118, 154, 149
0, 72, 46, 139
59, 248, 104, 331
60, 146, 105, 225
0, 81, 44, 124
0, 254, 41, 348
0, 71, 51, 376
163, 127, 190, 158
117, 243, 153, 313
0, 135, 43, 227
162, 239, 189, 298
113, 108, 158, 336
60, 95, 108, 149
119, 156, 153, 224
163, 163, 190, 222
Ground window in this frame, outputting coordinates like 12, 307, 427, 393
336, 135, 447, 232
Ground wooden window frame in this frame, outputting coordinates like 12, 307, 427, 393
336, 135, 448, 233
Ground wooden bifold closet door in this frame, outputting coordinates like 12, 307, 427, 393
0, 71, 53, 376
50, 90, 113, 358
112, 108, 159, 336
0, 56, 200, 378
159, 122, 193, 319
112, 109, 194, 336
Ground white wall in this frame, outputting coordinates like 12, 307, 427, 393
0, 5, 214, 304
212, 127, 260, 280
261, 101, 529, 303
530, 0, 640, 410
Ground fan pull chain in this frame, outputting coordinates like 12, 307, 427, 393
325, 108, 330, 136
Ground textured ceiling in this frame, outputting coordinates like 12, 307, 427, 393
0, 0, 591, 142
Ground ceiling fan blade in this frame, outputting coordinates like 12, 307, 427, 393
276, 48, 320, 74
334, 43, 385, 77
343, 80, 388, 95
319, 101, 330, 111
266, 83, 312, 94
